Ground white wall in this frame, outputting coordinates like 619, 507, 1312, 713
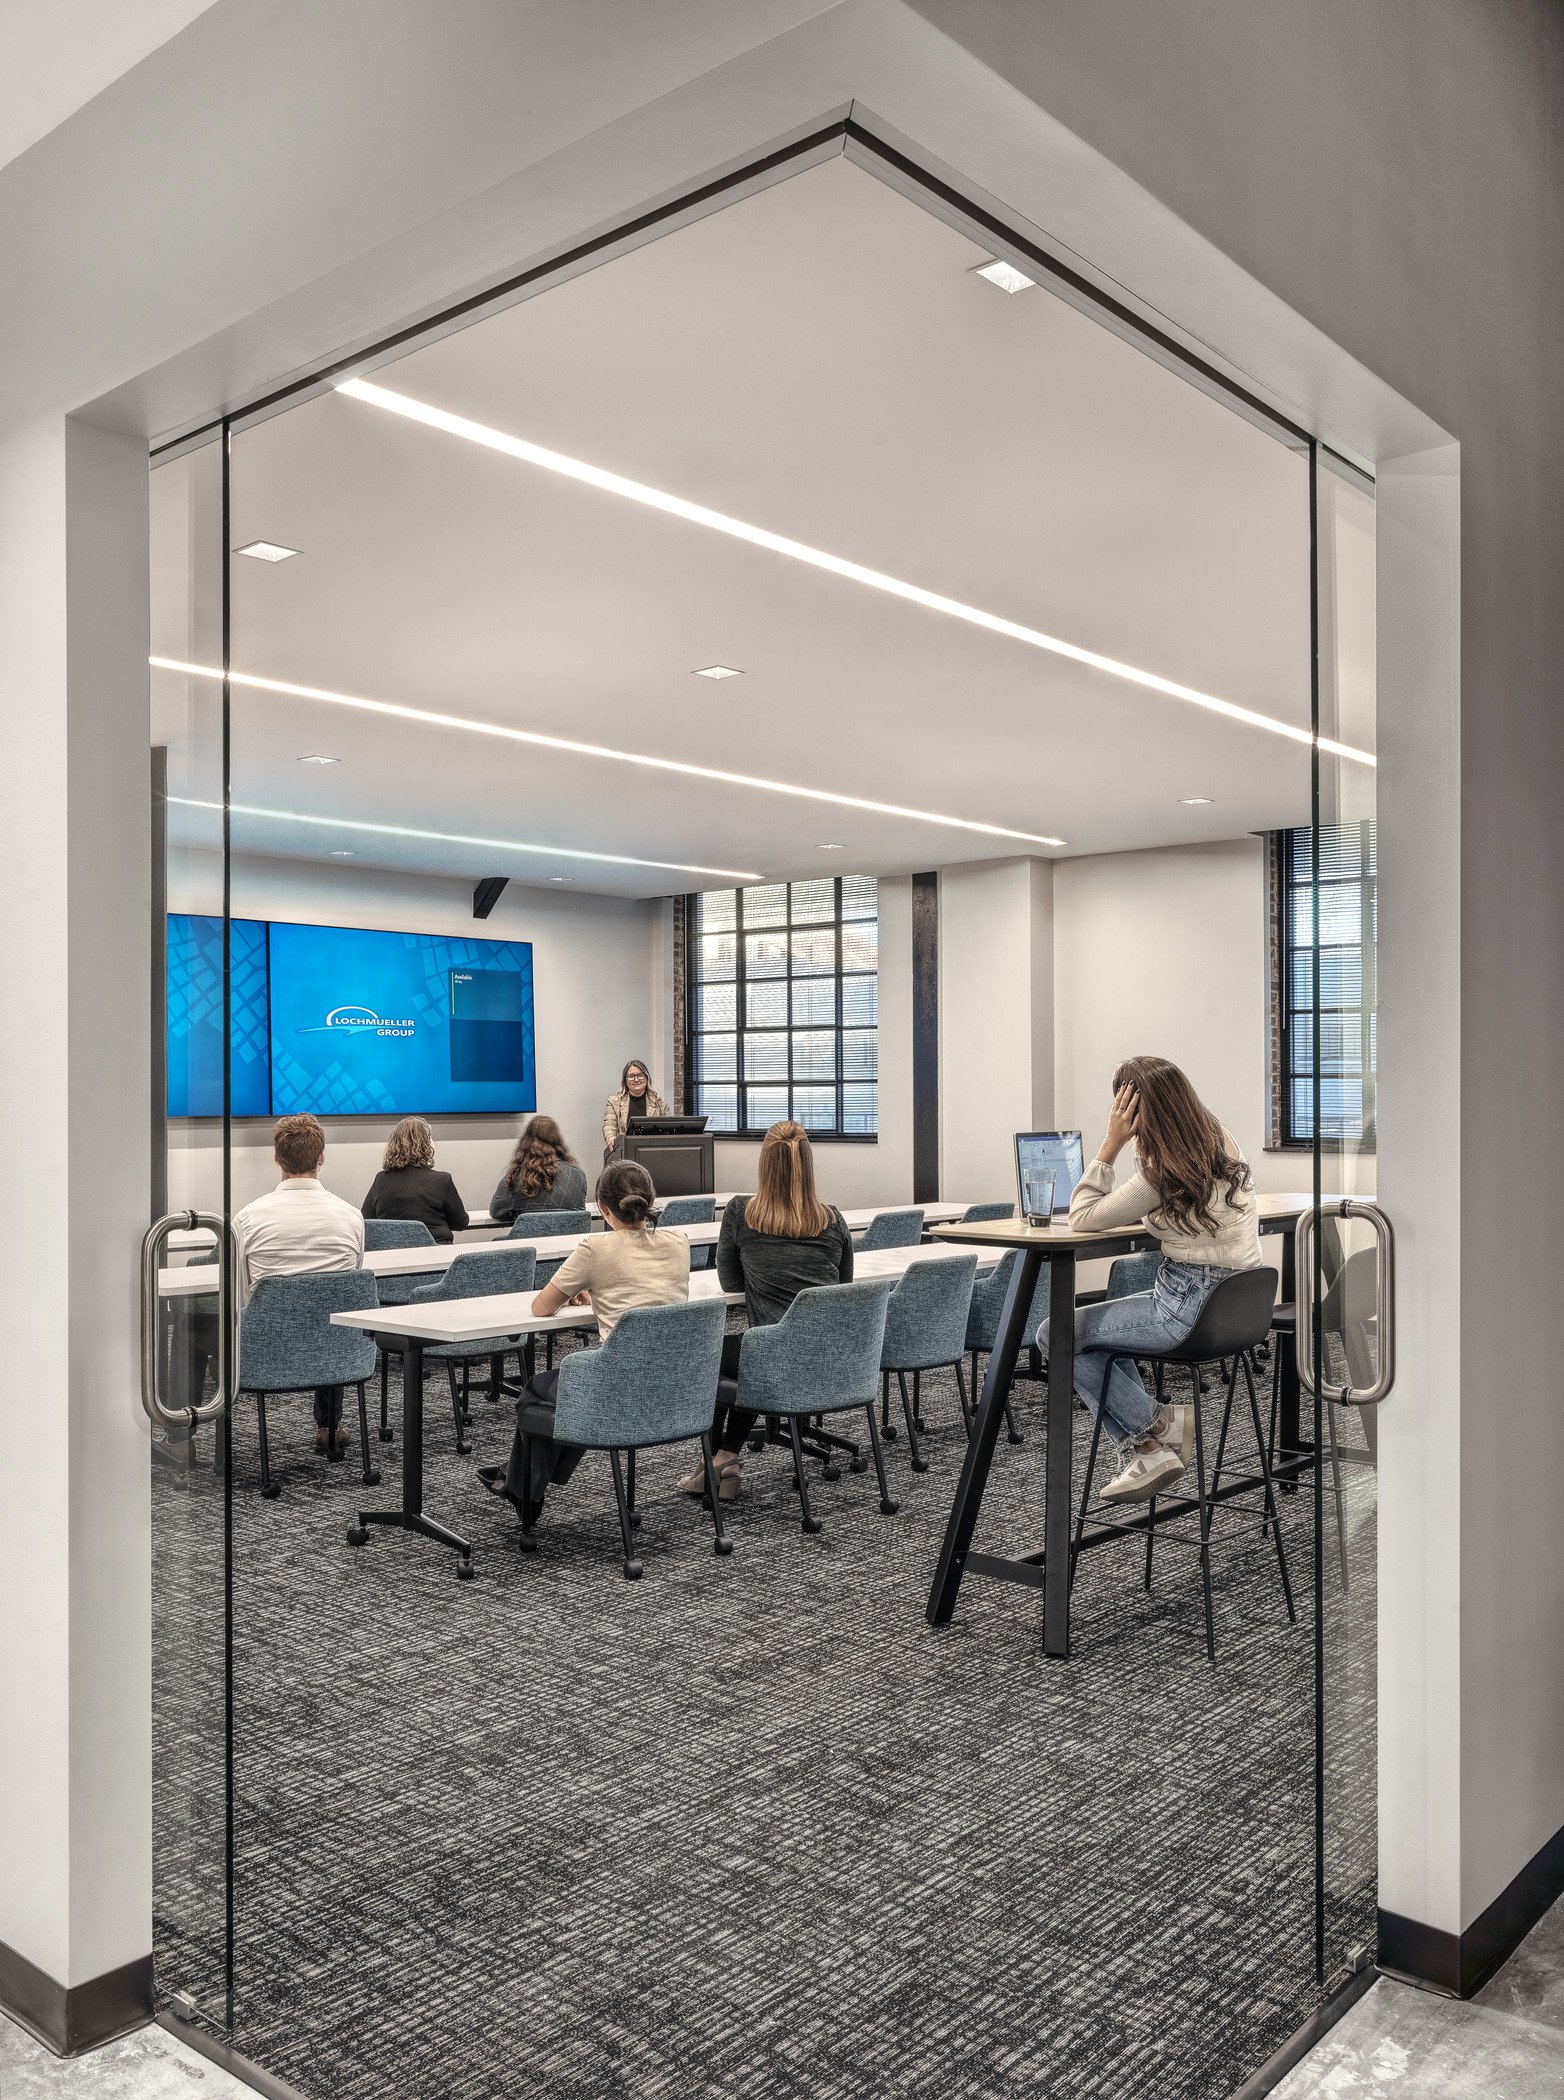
940, 857, 1055, 1205
166, 851, 663, 1217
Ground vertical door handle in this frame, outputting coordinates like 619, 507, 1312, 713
1295, 1199, 1395, 1406
141, 1210, 239, 1429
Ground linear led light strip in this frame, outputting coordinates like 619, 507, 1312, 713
150, 659, 1067, 846
338, 376, 1376, 771
167, 798, 761, 881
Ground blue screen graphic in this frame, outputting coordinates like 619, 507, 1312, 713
166, 915, 272, 1117
166, 916, 535, 1117
268, 922, 535, 1117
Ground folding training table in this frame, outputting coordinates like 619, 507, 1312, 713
923, 1196, 1311, 1659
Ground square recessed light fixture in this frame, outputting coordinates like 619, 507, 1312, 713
1179, 797, 1215, 805
972, 258, 1035, 295
298, 754, 339, 765
234, 540, 299, 562
694, 665, 742, 680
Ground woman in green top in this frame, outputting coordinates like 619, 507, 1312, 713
678, 1121, 853, 1501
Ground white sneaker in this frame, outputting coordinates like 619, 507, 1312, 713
1101, 1441, 1185, 1504
1157, 1403, 1194, 1468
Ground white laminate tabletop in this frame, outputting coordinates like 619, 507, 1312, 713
327, 1238, 995, 1345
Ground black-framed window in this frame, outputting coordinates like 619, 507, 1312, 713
1276, 820, 1377, 1149
685, 878, 877, 1140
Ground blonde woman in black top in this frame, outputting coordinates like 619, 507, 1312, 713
677, 1121, 853, 1501
360, 1116, 468, 1242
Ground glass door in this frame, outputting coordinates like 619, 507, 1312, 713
148, 428, 236, 2037
1309, 447, 1381, 1985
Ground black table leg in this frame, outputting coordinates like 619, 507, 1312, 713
349, 1336, 475, 1577
1042, 1247, 1076, 1658
1279, 1220, 1302, 1465
927, 1247, 1047, 1630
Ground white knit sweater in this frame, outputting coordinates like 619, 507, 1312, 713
1067, 1128, 1263, 1269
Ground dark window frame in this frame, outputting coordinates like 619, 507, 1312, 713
1270, 820, 1377, 1154
683, 878, 879, 1143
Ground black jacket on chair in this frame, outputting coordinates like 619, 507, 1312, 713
360, 1166, 469, 1243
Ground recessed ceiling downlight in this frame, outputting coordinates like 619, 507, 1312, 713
298, 754, 339, 765
694, 665, 742, 680
972, 259, 1035, 294
235, 541, 299, 562
1179, 797, 1215, 805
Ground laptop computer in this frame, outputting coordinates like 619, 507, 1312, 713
1014, 1131, 1086, 1221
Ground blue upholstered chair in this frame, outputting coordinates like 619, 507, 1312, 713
877, 1255, 979, 1469
853, 1207, 925, 1253
361, 1219, 442, 1439
514, 1296, 730, 1580
236, 1271, 380, 1498
960, 1202, 1016, 1223
1108, 1250, 1163, 1300
961, 1253, 1047, 1444
722, 1279, 897, 1534
659, 1195, 715, 1270
383, 1247, 537, 1456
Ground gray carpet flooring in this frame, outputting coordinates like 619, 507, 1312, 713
152, 1334, 1377, 2100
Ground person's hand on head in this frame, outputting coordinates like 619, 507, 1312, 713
1101, 1082, 1139, 1163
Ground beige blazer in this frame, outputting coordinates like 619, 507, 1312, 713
602, 1085, 669, 1158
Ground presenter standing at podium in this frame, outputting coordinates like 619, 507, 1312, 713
602, 1058, 668, 1161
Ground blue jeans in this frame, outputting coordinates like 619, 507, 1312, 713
1039, 1260, 1239, 1446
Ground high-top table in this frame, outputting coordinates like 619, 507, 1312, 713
327, 1239, 995, 1577
924, 1195, 1312, 1658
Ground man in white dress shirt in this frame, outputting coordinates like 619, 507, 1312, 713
233, 1113, 365, 1452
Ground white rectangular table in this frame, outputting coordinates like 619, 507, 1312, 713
325, 1238, 995, 1575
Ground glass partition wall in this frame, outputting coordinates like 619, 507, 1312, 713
147, 146, 1377, 2092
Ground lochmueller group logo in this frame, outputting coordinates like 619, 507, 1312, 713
297, 1003, 416, 1040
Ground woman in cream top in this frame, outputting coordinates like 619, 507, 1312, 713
1040, 1055, 1261, 1506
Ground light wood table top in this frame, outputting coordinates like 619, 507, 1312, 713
929, 1192, 1313, 1252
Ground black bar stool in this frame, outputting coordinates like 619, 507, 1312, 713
1069, 1267, 1293, 1660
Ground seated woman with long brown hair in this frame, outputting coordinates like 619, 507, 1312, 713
677, 1120, 853, 1503
1041, 1055, 1262, 1506
488, 1114, 588, 1224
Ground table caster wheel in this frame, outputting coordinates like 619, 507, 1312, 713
911, 1458, 930, 1474
879, 1498, 900, 1517
714, 1537, 734, 1556
849, 1456, 869, 1474
623, 1560, 643, 1581
347, 1525, 367, 1547
821, 1464, 841, 1481
801, 1517, 823, 1535
457, 1558, 475, 1581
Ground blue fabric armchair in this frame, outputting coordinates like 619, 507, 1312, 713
852, 1207, 925, 1253
237, 1270, 380, 1498
724, 1278, 897, 1535
362, 1218, 438, 1307
514, 1295, 730, 1580
961, 1253, 1049, 1444
877, 1254, 979, 1469
960, 1202, 1016, 1223
659, 1195, 715, 1270
380, 1247, 537, 1456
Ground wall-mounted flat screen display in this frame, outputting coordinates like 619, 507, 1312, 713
166, 914, 273, 1118
166, 915, 535, 1118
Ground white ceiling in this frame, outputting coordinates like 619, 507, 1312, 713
0, 0, 215, 173
154, 155, 1321, 899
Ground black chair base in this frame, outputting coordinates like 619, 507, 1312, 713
249, 1381, 379, 1499
512, 1429, 731, 1578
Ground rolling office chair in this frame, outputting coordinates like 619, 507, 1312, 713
381, 1246, 537, 1456
235, 1271, 381, 1499
960, 1202, 1015, 1223
362, 1220, 438, 1437
512, 1296, 731, 1580
876, 1255, 980, 1468
1069, 1266, 1288, 1661
853, 1207, 925, 1253
958, 1253, 1045, 1444
717, 1279, 897, 1536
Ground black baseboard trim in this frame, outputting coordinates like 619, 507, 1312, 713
1379, 1813, 1564, 1998
158, 2007, 314, 2100
1228, 1964, 1378, 2099
0, 1938, 153, 2055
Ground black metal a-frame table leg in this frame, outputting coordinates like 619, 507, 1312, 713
348, 1335, 475, 1578
927, 1245, 1073, 1653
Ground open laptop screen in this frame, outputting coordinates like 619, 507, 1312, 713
1014, 1131, 1086, 1217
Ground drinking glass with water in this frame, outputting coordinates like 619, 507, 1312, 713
1022, 1164, 1057, 1224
